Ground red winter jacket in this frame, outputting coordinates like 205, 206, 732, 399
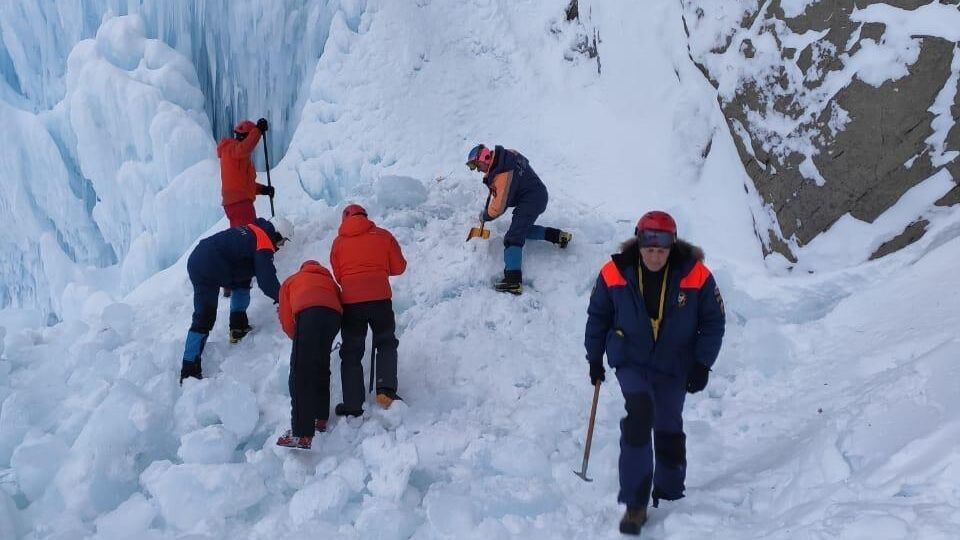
330, 215, 406, 304
217, 121, 263, 206
278, 260, 342, 339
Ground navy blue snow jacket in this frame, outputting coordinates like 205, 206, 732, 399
187, 217, 282, 302
481, 146, 548, 221
585, 238, 725, 377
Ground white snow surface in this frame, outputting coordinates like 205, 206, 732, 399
1, 1, 959, 539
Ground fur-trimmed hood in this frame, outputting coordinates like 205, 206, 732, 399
615, 236, 705, 270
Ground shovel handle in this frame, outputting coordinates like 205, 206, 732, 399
466, 190, 494, 242
479, 190, 493, 227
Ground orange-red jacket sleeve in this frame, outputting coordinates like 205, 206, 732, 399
486, 171, 512, 219
387, 234, 406, 276
224, 127, 262, 159
330, 239, 342, 285
278, 277, 296, 339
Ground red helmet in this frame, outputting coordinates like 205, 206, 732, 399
635, 211, 677, 248
466, 144, 494, 171
234, 120, 255, 133
342, 204, 367, 219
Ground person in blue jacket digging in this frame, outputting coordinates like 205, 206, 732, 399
179, 217, 292, 383
466, 144, 572, 295
584, 210, 725, 535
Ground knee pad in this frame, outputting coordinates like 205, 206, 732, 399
190, 305, 217, 333
372, 334, 399, 350
338, 336, 366, 362
654, 431, 686, 468
621, 392, 654, 447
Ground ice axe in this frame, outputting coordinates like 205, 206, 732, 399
368, 346, 376, 394
466, 191, 493, 242
261, 126, 275, 218
574, 380, 602, 482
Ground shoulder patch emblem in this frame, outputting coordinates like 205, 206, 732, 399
677, 291, 687, 308
715, 287, 725, 315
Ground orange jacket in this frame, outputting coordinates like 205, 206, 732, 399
330, 215, 406, 304
278, 261, 343, 339
217, 123, 263, 206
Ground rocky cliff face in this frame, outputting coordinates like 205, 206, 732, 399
682, 0, 960, 263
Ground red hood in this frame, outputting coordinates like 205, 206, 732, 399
338, 215, 375, 237
299, 260, 334, 278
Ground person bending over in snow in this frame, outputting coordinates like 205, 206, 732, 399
179, 217, 293, 384
584, 211, 725, 536
275, 260, 342, 450
218, 118, 274, 227
466, 143, 572, 295
330, 204, 406, 414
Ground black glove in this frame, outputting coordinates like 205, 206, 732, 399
686, 363, 710, 394
256, 118, 269, 133
589, 362, 605, 385
258, 184, 275, 197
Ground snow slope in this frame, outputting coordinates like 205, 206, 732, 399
1, 0, 959, 538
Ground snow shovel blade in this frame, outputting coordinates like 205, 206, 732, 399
465, 226, 490, 241
573, 469, 593, 482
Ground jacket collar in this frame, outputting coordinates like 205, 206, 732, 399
612, 237, 704, 278
482, 145, 506, 184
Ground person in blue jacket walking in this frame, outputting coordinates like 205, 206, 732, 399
584, 210, 725, 535
466, 144, 572, 295
179, 217, 293, 383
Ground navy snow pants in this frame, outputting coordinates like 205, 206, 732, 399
615, 367, 688, 509
182, 253, 252, 363
503, 187, 549, 272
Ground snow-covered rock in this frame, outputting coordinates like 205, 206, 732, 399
682, 0, 960, 265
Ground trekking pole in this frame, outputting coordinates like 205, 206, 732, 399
262, 130, 275, 218
368, 346, 376, 394
574, 381, 602, 482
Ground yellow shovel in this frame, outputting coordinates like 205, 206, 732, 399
466, 192, 493, 242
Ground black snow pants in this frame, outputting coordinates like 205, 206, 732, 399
289, 306, 341, 437
338, 299, 399, 409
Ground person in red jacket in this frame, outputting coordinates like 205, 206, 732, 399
218, 118, 274, 227
330, 204, 407, 414
275, 260, 343, 450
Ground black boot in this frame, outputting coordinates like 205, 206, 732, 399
618, 506, 647, 536
494, 270, 522, 295
180, 360, 203, 385
334, 403, 364, 417
229, 311, 253, 343
651, 486, 683, 508
544, 227, 572, 249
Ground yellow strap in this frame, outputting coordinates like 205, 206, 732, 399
639, 263, 669, 341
